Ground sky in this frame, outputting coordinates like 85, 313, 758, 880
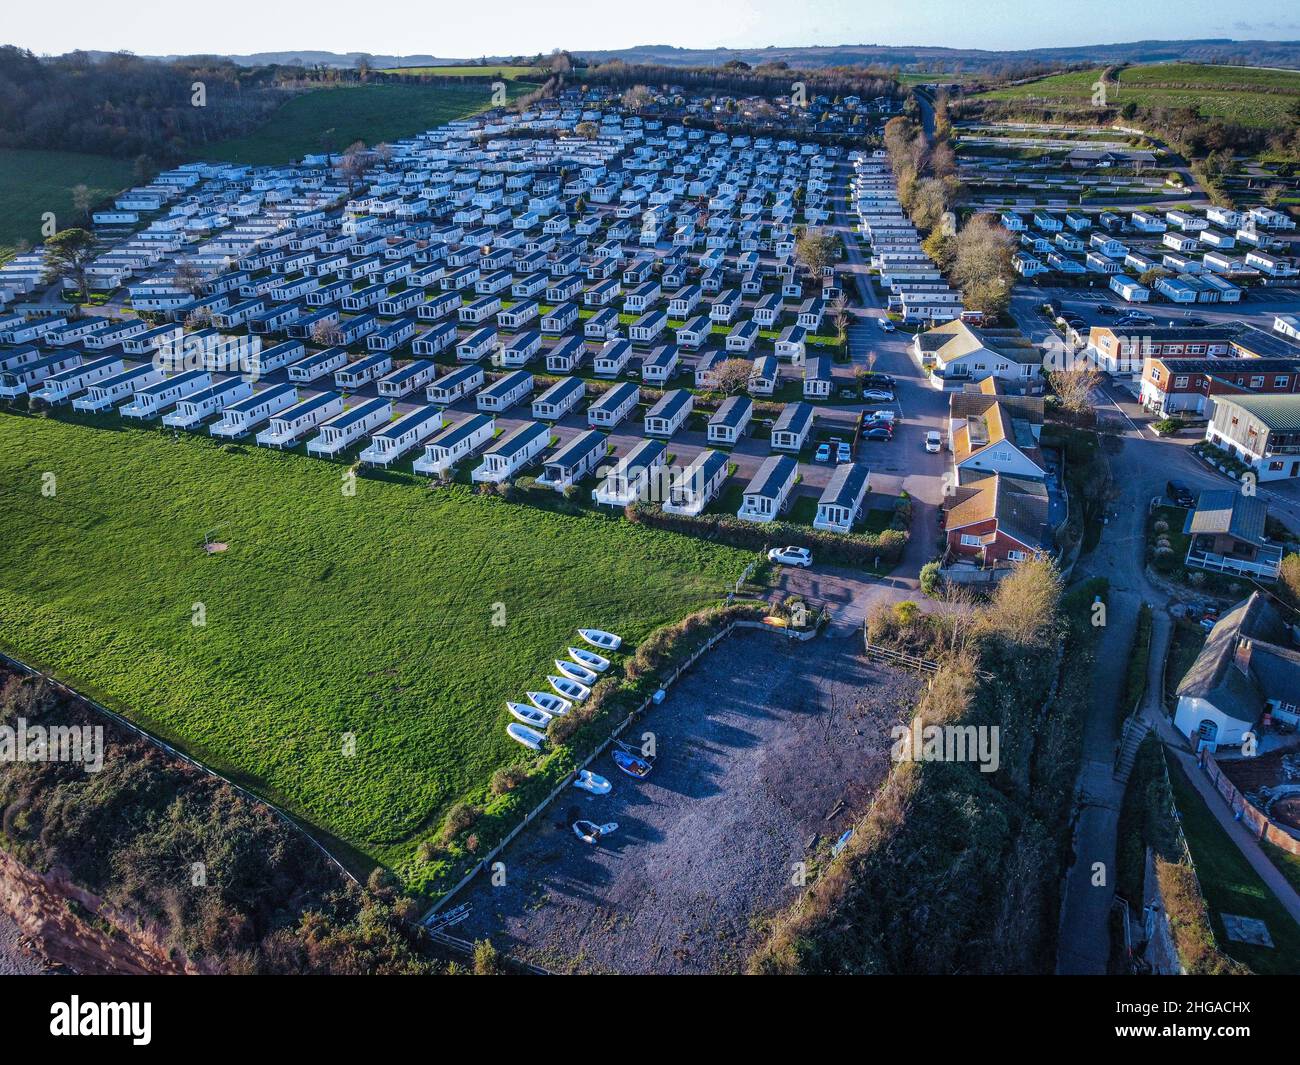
6, 0, 1300, 57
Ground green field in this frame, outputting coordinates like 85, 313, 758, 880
974, 63, 1300, 128
0, 149, 135, 261
0, 413, 749, 891
202, 82, 526, 165
384, 65, 541, 78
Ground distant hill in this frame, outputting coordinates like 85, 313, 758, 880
132, 39, 1300, 72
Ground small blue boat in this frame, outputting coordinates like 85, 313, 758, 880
612, 748, 652, 779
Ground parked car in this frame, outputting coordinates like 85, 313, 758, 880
860, 372, 895, 389
767, 546, 812, 568
1125, 310, 1154, 323
925, 430, 942, 453
866, 409, 897, 423
1167, 480, 1196, 508
876, 317, 895, 332
862, 388, 894, 401
815, 442, 831, 462
1172, 317, 1208, 327
836, 442, 851, 463
863, 426, 894, 442
1096, 304, 1120, 316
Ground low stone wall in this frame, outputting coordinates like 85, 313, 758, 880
1201, 753, 1300, 856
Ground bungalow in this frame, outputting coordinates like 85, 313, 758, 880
533, 375, 586, 421
815, 463, 870, 533
72, 363, 166, 412
367, 318, 415, 352
210, 383, 299, 438
707, 395, 753, 446
358, 405, 445, 467
944, 471, 1052, 566
377, 359, 438, 398
663, 448, 729, 516
161, 377, 254, 430
28, 355, 124, 406
749, 355, 779, 396
426, 363, 485, 406
288, 347, 349, 383
803, 355, 833, 399
541, 302, 579, 334
585, 308, 619, 339
412, 413, 496, 476
587, 382, 640, 429
412, 321, 458, 358
115, 368, 209, 420
335, 353, 392, 390
471, 420, 550, 483
737, 454, 798, 523
727, 319, 760, 354
306, 398, 392, 457
644, 389, 693, 438
1183, 491, 1283, 583
1173, 592, 1300, 749
460, 295, 502, 324
477, 370, 533, 412
537, 429, 608, 491
594, 339, 633, 378
256, 392, 345, 448
629, 309, 668, 345
592, 438, 667, 508
771, 401, 815, 452
457, 327, 498, 363
545, 335, 588, 374
641, 344, 680, 386
500, 330, 543, 368
913, 320, 1041, 390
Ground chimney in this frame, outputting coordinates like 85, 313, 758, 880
1234, 638, 1253, 676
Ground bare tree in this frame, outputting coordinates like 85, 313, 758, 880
711, 358, 754, 396
1048, 367, 1104, 416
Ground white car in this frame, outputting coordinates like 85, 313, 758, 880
767, 546, 812, 568
862, 388, 894, 401
875, 318, 895, 332
925, 430, 942, 453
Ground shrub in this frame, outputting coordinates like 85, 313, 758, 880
438, 800, 482, 844
919, 560, 941, 597
490, 764, 529, 795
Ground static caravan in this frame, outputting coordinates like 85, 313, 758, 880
676, 314, 712, 350
803, 355, 833, 399
815, 463, 870, 533
797, 298, 826, 330
416, 290, 461, 322
0, 352, 83, 398
541, 302, 579, 334
162, 377, 254, 429
73, 364, 166, 412
694, 350, 725, 389
412, 321, 457, 358
336, 314, 378, 345
457, 327, 498, 363
669, 285, 703, 317
629, 308, 670, 345
594, 339, 633, 378
210, 383, 299, 438
533, 375, 585, 421
546, 276, 582, 303
587, 382, 640, 429
377, 288, 424, 317
471, 420, 549, 484
377, 359, 438, 398
250, 340, 304, 375
771, 401, 814, 452
707, 394, 753, 445
545, 336, 588, 374
624, 280, 661, 314
412, 413, 495, 476
710, 289, 741, 324
663, 448, 729, 517
498, 299, 539, 331
585, 308, 619, 340
289, 347, 349, 383
306, 398, 392, 457
256, 391, 345, 448
737, 454, 798, 523
584, 277, 622, 307
119, 369, 212, 419
84, 320, 150, 350
592, 438, 666, 507
641, 344, 680, 385
335, 353, 393, 390
726, 319, 759, 354
427, 363, 485, 406
460, 295, 501, 324
643, 388, 693, 438
359, 405, 445, 467
752, 293, 782, 328
123, 323, 184, 356
477, 370, 533, 412
749, 355, 779, 396
500, 330, 542, 368
368, 318, 416, 352
537, 429, 607, 491
29, 355, 124, 406
512, 273, 548, 300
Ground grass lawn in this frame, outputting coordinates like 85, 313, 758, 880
0, 412, 750, 893
974, 63, 1300, 129
1168, 760, 1300, 974
0, 149, 136, 261
202, 82, 526, 165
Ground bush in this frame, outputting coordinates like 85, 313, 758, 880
490, 764, 529, 795
919, 560, 941, 597
438, 800, 482, 844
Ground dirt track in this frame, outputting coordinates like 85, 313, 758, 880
453, 627, 922, 973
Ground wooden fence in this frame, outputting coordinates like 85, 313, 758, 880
861, 636, 938, 674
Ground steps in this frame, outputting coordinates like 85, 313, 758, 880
1114, 714, 1152, 783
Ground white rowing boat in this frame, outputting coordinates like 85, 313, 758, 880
579, 628, 622, 651
527, 690, 571, 716
507, 722, 546, 750
568, 646, 611, 673
507, 701, 551, 729
548, 675, 590, 703
555, 658, 599, 687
